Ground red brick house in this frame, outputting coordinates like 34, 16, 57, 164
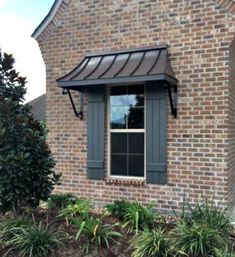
32, 0, 235, 212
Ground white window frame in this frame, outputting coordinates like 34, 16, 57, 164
107, 84, 146, 179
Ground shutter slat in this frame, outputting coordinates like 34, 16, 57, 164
87, 87, 105, 180
146, 83, 167, 184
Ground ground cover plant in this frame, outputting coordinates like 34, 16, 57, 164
172, 221, 227, 257
106, 200, 131, 219
47, 193, 74, 210
4, 221, 65, 257
74, 214, 121, 254
123, 202, 161, 234
130, 228, 172, 257
60, 198, 91, 225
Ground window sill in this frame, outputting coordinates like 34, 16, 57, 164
106, 177, 145, 186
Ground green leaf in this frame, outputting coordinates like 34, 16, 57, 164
75, 221, 86, 240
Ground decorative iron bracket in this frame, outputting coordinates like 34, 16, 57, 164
167, 83, 177, 118
62, 88, 83, 120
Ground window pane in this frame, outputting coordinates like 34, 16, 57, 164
129, 133, 144, 154
127, 85, 144, 107
111, 95, 127, 106
128, 155, 144, 177
128, 85, 144, 95
111, 86, 127, 106
111, 154, 127, 176
128, 107, 144, 129
111, 133, 127, 154
111, 107, 127, 129
111, 86, 126, 95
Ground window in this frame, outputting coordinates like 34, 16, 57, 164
109, 85, 145, 177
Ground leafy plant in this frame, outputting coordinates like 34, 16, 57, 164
106, 200, 131, 219
130, 228, 172, 257
213, 249, 235, 257
5, 221, 65, 257
75, 214, 121, 254
60, 198, 91, 224
0, 216, 32, 245
47, 193, 74, 210
187, 199, 231, 235
171, 194, 190, 221
123, 202, 160, 234
0, 50, 60, 214
172, 221, 227, 257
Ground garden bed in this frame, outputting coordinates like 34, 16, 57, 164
0, 195, 234, 257
0, 208, 133, 257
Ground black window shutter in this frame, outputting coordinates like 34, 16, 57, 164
146, 83, 167, 184
87, 87, 105, 180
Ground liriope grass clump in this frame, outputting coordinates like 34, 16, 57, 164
130, 228, 172, 257
6, 221, 65, 257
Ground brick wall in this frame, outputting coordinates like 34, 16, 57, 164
228, 36, 235, 209
36, 0, 235, 212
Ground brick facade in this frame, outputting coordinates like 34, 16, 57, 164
35, 0, 235, 212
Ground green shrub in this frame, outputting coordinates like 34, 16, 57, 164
106, 200, 131, 219
0, 216, 32, 245
75, 215, 121, 254
47, 193, 74, 210
130, 228, 172, 257
172, 221, 227, 257
0, 51, 60, 213
187, 199, 231, 235
213, 249, 235, 257
123, 202, 160, 234
6, 221, 65, 257
60, 198, 91, 224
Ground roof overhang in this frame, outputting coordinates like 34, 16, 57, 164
57, 45, 178, 90
57, 45, 178, 118
58, 74, 177, 89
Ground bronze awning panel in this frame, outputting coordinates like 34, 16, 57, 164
57, 45, 178, 89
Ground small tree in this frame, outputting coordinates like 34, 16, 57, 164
0, 50, 60, 213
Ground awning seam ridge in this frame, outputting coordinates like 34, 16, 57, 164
98, 55, 117, 78
70, 57, 90, 81
130, 51, 146, 76
147, 50, 161, 75
84, 56, 103, 79
114, 53, 131, 77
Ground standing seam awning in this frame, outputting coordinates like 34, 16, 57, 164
57, 45, 178, 118
57, 45, 178, 90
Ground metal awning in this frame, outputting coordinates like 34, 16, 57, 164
57, 45, 178, 118
57, 45, 177, 89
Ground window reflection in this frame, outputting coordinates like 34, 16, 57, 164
110, 85, 144, 129
128, 107, 144, 129
111, 107, 127, 129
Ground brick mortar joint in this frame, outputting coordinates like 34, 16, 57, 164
105, 177, 146, 187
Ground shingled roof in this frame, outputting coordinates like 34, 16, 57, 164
28, 94, 46, 122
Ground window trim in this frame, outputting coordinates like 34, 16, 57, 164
107, 84, 146, 179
